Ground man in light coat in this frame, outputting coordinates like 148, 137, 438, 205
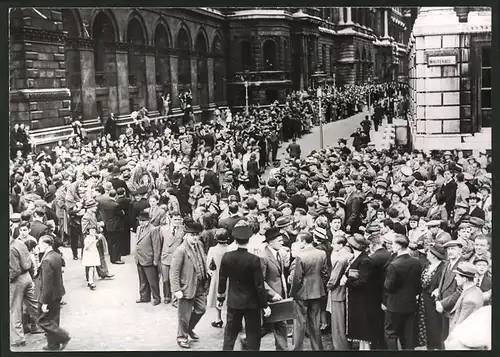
159, 212, 184, 304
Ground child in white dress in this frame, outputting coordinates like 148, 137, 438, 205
82, 228, 101, 290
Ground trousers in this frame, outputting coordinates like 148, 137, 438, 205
10, 273, 39, 345
38, 298, 70, 349
293, 298, 323, 351
330, 300, 349, 350
223, 308, 262, 350
177, 282, 207, 341
137, 264, 161, 303
106, 230, 123, 263
384, 311, 416, 350
160, 264, 172, 300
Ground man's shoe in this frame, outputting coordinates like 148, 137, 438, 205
11, 341, 26, 347
102, 274, 114, 279
60, 337, 71, 351
164, 298, 171, 304
188, 331, 200, 340
136, 299, 150, 303
112, 261, 125, 265
42, 345, 59, 351
177, 340, 190, 349
30, 327, 44, 334
152, 300, 161, 306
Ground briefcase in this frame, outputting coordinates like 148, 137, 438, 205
265, 298, 295, 323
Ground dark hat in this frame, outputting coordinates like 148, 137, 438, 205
264, 227, 282, 243
443, 239, 465, 249
184, 221, 203, 234
429, 243, 446, 260
473, 257, 489, 265
452, 261, 477, 279
138, 210, 150, 221
112, 166, 121, 175
409, 215, 419, 222
275, 216, 292, 228
469, 217, 485, 227
202, 186, 214, 194
347, 233, 369, 251
85, 199, 98, 209
466, 193, 479, 202
273, 161, 281, 168
238, 175, 249, 182
232, 220, 253, 241
135, 186, 148, 195
426, 220, 441, 228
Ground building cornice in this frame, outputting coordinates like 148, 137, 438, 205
336, 27, 376, 41
318, 26, 337, 36
227, 9, 292, 21
191, 8, 225, 20
10, 88, 71, 102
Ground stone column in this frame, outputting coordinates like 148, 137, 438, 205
169, 55, 179, 108
115, 46, 130, 115
78, 44, 97, 120
346, 7, 353, 24
384, 9, 389, 37
207, 57, 215, 104
339, 7, 344, 24
301, 35, 309, 89
190, 56, 198, 105
144, 52, 157, 111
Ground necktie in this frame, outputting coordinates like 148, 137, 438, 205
276, 251, 282, 272
476, 277, 481, 287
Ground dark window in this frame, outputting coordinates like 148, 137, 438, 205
284, 41, 289, 71
240, 41, 252, 71
480, 46, 492, 127
322, 44, 327, 72
263, 40, 277, 70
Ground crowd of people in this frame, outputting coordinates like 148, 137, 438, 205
9, 80, 491, 351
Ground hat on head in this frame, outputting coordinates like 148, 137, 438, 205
202, 186, 214, 195
10, 213, 21, 223
473, 256, 489, 265
469, 217, 485, 227
429, 243, 446, 260
275, 216, 292, 228
426, 220, 441, 228
425, 180, 436, 187
343, 180, 354, 187
313, 227, 328, 240
135, 186, 148, 195
347, 233, 369, 251
232, 220, 253, 241
138, 210, 150, 221
317, 196, 330, 208
335, 197, 346, 207
34, 199, 47, 208
365, 223, 381, 234
409, 215, 419, 222
224, 176, 233, 183
466, 193, 479, 202
184, 221, 203, 234
480, 183, 491, 192
85, 199, 98, 209
278, 202, 293, 211
264, 227, 282, 243
452, 261, 477, 279
400, 166, 412, 177
238, 175, 249, 182
443, 239, 465, 249
103, 182, 113, 191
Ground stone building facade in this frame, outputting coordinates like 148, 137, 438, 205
9, 7, 413, 146
407, 7, 491, 151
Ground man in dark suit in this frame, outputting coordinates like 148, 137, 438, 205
440, 170, 457, 218
159, 212, 184, 304
383, 234, 422, 350
135, 211, 162, 306
259, 227, 288, 351
433, 240, 465, 348
97, 186, 124, 264
344, 180, 363, 234
287, 185, 307, 211
368, 231, 392, 349
374, 102, 384, 130
109, 166, 130, 196
202, 161, 220, 194
217, 220, 271, 351
220, 176, 240, 201
473, 257, 491, 305
129, 186, 150, 233
218, 202, 244, 232
289, 232, 329, 351
466, 194, 486, 221
29, 209, 50, 240
286, 137, 301, 159
170, 221, 209, 349
35, 236, 71, 351
115, 187, 132, 256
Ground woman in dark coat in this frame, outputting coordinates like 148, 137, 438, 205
416, 244, 446, 350
247, 153, 259, 189
344, 234, 377, 350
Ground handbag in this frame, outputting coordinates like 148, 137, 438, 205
209, 258, 217, 271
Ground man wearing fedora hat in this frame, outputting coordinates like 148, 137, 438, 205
344, 180, 363, 234
217, 220, 270, 350
135, 210, 162, 306
447, 262, 484, 334
170, 221, 209, 349
258, 227, 289, 351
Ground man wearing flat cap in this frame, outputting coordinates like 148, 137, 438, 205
427, 220, 452, 246
217, 220, 270, 350
432, 239, 466, 347
135, 210, 162, 306
170, 221, 209, 349
447, 262, 484, 334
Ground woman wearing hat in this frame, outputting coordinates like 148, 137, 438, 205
388, 190, 411, 226
342, 234, 377, 350
426, 194, 448, 223
206, 228, 230, 328
415, 244, 446, 350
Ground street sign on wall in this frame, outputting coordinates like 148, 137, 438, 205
425, 49, 458, 66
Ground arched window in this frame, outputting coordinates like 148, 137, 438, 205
322, 44, 327, 72
240, 41, 252, 71
330, 46, 335, 75
263, 40, 277, 70
92, 11, 117, 88
283, 40, 289, 72
62, 10, 81, 90
195, 32, 208, 105
213, 36, 224, 103
127, 18, 146, 89
177, 27, 191, 87
154, 23, 171, 94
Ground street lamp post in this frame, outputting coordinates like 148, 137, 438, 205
317, 86, 324, 150
244, 80, 249, 115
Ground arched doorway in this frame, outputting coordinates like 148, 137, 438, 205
240, 41, 252, 71
92, 11, 118, 118
263, 40, 277, 70
154, 23, 171, 103
212, 36, 224, 103
62, 10, 82, 119
177, 27, 191, 93
195, 32, 209, 106
127, 17, 147, 111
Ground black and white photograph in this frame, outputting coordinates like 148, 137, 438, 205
8, 6, 492, 351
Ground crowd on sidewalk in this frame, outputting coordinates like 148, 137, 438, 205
9, 80, 491, 351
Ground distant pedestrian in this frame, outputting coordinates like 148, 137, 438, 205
287, 137, 301, 159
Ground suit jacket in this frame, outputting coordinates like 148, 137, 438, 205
437, 257, 465, 315
115, 196, 132, 230
29, 220, 50, 240
478, 273, 492, 293
109, 177, 130, 196
327, 249, 350, 301
35, 250, 65, 303
468, 206, 486, 221
449, 285, 484, 332
441, 180, 457, 214
384, 253, 422, 313
202, 170, 220, 193
218, 214, 244, 231
147, 206, 166, 227
345, 192, 363, 232
260, 246, 287, 300
220, 186, 241, 201
130, 198, 150, 232
370, 248, 392, 305
97, 195, 122, 232
134, 223, 162, 266
160, 224, 184, 265
289, 245, 329, 300
218, 247, 268, 310
81, 211, 98, 235
170, 240, 208, 299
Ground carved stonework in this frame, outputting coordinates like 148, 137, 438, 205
10, 88, 71, 102
11, 26, 66, 44
65, 37, 94, 50
108, 42, 129, 52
